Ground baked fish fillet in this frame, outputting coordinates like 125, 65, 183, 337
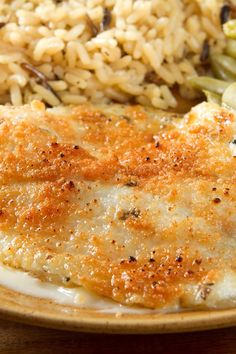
0, 100, 235, 310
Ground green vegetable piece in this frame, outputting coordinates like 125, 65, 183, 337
223, 20, 236, 39
203, 90, 222, 105
211, 57, 236, 81
222, 82, 236, 110
188, 76, 230, 95
225, 39, 236, 59
213, 54, 236, 76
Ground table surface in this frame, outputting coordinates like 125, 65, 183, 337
0, 319, 236, 354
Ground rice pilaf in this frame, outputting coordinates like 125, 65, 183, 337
0, 0, 225, 108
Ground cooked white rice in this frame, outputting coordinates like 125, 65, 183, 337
0, 0, 225, 109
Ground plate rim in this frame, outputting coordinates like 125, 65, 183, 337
1, 288, 236, 334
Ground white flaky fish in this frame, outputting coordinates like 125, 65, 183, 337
0, 100, 235, 310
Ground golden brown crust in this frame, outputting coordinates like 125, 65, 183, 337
80, 248, 206, 308
0, 101, 235, 309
